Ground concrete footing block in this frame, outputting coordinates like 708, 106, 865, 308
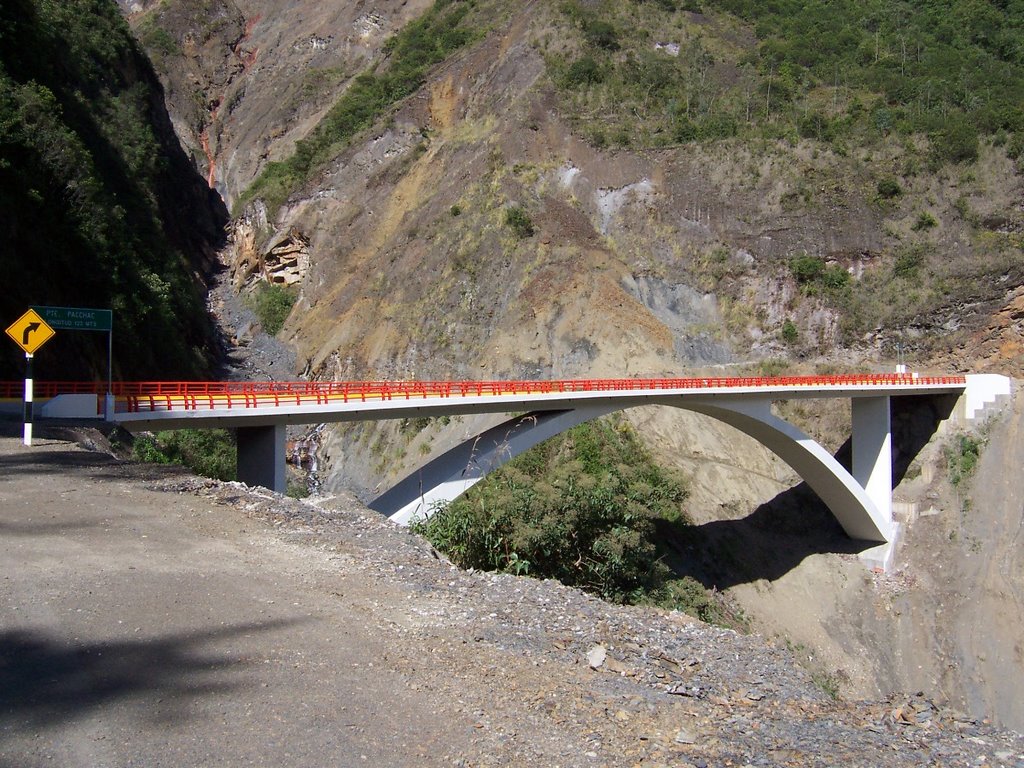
858, 522, 901, 572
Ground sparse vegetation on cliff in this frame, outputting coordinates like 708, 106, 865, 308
240, 0, 479, 214
246, 283, 297, 335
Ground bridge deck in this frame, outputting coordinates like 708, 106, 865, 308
0, 374, 969, 429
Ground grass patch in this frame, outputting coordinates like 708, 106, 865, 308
246, 283, 297, 335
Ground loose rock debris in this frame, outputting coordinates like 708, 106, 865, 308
153, 475, 1024, 767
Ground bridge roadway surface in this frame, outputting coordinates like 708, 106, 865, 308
4, 373, 996, 571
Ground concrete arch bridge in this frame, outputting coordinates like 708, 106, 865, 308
4, 373, 1010, 569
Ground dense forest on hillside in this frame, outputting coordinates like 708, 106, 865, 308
0, 0, 225, 381
548, 0, 1024, 156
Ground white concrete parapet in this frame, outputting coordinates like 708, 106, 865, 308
39, 394, 100, 419
963, 374, 1012, 421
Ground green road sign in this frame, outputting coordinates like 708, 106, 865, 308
31, 305, 112, 332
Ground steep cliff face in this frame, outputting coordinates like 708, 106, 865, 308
130, 0, 1023, 380
0, 0, 227, 380
120, 0, 433, 210
127, 0, 1024, 730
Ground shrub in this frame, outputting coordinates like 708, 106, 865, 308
930, 116, 979, 167
912, 211, 938, 231
504, 205, 535, 238
789, 253, 825, 285
789, 254, 849, 298
412, 419, 688, 604
893, 245, 925, 278
673, 116, 698, 142
945, 433, 983, 487
876, 178, 902, 199
821, 264, 851, 295
797, 111, 834, 142
659, 577, 732, 625
246, 282, 297, 335
563, 55, 604, 87
583, 19, 619, 50
781, 318, 798, 343
1007, 133, 1024, 160
133, 429, 237, 481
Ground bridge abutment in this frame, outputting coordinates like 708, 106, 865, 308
237, 424, 287, 493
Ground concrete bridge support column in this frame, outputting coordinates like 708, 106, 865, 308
851, 396, 896, 568
237, 424, 287, 494
851, 397, 892, 529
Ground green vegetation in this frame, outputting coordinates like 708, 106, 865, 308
876, 177, 902, 199
781, 318, 798, 344
413, 419, 695, 604
136, 14, 178, 61
788, 254, 850, 299
892, 244, 925, 279
0, 0, 221, 380
547, 0, 1024, 160
945, 432, 983, 487
133, 429, 237, 481
240, 0, 478, 214
912, 211, 938, 231
246, 282, 297, 335
504, 205, 536, 239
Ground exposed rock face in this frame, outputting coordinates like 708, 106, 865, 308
229, 217, 309, 289
127, 0, 433, 210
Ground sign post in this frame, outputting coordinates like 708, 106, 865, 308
31, 306, 114, 418
5, 309, 57, 446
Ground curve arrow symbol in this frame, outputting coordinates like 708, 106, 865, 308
22, 322, 40, 345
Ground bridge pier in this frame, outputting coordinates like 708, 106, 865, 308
851, 397, 892, 528
237, 424, 287, 494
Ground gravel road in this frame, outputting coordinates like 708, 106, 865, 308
2, 428, 1023, 767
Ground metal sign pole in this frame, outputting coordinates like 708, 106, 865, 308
107, 324, 113, 420
24, 353, 33, 447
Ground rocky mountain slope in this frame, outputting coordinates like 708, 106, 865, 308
120, 0, 1024, 731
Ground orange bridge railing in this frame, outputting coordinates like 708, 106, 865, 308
0, 375, 968, 414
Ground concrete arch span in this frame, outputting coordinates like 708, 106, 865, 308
370, 396, 895, 549
369, 405, 618, 525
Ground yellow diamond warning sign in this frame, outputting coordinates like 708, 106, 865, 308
5, 309, 56, 355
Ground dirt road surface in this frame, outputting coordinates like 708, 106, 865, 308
2, 429, 1023, 767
